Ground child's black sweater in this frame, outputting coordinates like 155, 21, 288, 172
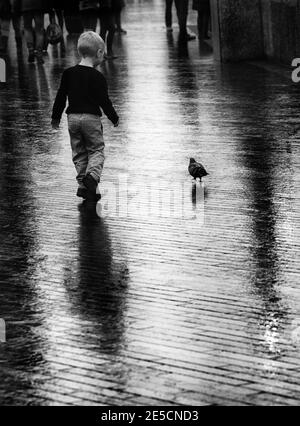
52, 65, 119, 125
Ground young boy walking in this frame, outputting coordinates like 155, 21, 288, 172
51, 31, 119, 201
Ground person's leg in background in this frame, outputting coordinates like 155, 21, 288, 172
10, 0, 22, 48
55, 9, 66, 55
81, 10, 97, 31
0, 0, 11, 53
197, 2, 210, 39
174, 0, 187, 36
165, 0, 173, 31
23, 11, 35, 61
49, 7, 66, 55
87, 12, 97, 31
0, 18, 10, 53
53, 0, 65, 29
105, 10, 116, 58
100, 9, 116, 59
204, 3, 211, 39
175, 0, 195, 41
12, 14, 22, 46
115, 7, 126, 34
55, 8, 65, 30
80, 11, 88, 30
33, 12, 45, 63
99, 10, 108, 46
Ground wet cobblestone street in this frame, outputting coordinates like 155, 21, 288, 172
1, 0, 300, 406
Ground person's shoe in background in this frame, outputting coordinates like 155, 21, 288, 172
77, 186, 101, 202
179, 31, 196, 42
116, 27, 127, 34
186, 32, 196, 41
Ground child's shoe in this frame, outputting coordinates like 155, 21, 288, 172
82, 175, 102, 202
88, 193, 101, 202
83, 174, 98, 192
77, 187, 101, 202
77, 187, 88, 199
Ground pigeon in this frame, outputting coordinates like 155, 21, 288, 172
188, 158, 208, 181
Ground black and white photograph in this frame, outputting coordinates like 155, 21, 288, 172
0, 0, 300, 410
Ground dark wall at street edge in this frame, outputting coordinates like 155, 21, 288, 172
211, 0, 300, 64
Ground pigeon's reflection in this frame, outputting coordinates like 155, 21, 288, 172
191, 181, 207, 221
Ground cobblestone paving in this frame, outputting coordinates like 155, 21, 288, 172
0, 0, 300, 406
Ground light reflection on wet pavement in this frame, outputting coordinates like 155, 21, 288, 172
0, 0, 300, 406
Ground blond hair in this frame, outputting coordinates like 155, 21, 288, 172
78, 31, 104, 58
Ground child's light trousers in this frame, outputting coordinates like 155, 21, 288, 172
68, 114, 105, 188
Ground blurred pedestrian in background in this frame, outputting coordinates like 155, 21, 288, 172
49, 0, 65, 33
20, 0, 47, 63
48, 0, 66, 54
164, 0, 195, 41
0, 0, 22, 54
176, 0, 195, 41
99, 0, 116, 59
64, 0, 84, 35
114, 0, 126, 34
192, 0, 210, 40
165, 0, 173, 32
1, 0, 131, 59
79, 0, 99, 32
